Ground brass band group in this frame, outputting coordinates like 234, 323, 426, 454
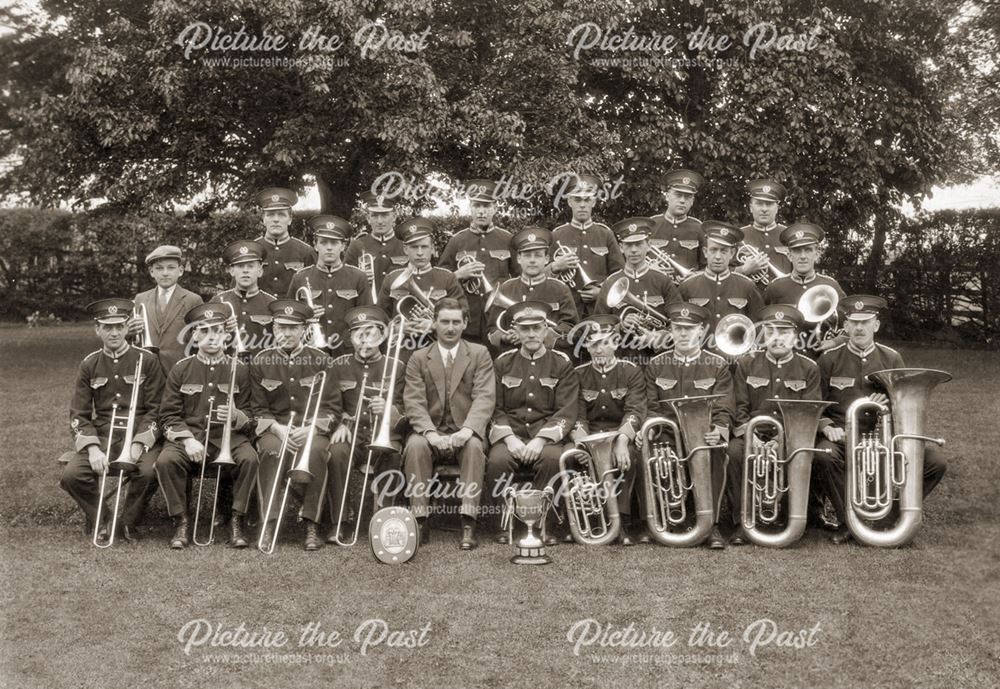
60, 171, 952, 557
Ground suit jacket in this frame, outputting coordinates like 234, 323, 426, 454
133, 285, 204, 374
404, 339, 496, 440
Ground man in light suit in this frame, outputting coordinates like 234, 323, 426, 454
128, 245, 204, 373
403, 298, 497, 550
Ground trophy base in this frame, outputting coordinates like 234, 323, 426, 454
511, 545, 552, 566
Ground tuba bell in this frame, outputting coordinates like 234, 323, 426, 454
638, 394, 726, 547
798, 284, 840, 344
844, 368, 950, 547
605, 277, 667, 331
559, 430, 622, 546
714, 313, 757, 357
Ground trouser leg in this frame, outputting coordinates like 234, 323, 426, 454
153, 441, 195, 518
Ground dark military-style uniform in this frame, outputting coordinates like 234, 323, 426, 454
288, 263, 372, 353
61, 335, 163, 531
738, 223, 791, 277
550, 220, 624, 317
596, 263, 682, 358
438, 225, 516, 342
679, 269, 763, 335
344, 231, 407, 299
487, 276, 578, 352
378, 265, 466, 323
210, 288, 277, 355
765, 272, 846, 357
257, 235, 315, 298
647, 214, 704, 273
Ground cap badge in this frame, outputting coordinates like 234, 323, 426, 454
680, 308, 690, 318
854, 301, 864, 310
108, 305, 118, 314
270, 194, 279, 202
763, 185, 771, 193
376, 194, 385, 206
628, 223, 637, 231
204, 310, 214, 318
527, 233, 536, 241
239, 246, 248, 254
284, 306, 294, 315
795, 230, 805, 239
682, 176, 690, 185
775, 310, 785, 319
359, 313, 367, 321
720, 228, 729, 236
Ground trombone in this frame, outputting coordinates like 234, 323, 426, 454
258, 371, 328, 554
553, 242, 598, 288
560, 430, 622, 546
295, 278, 329, 349
735, 244, 788, 286
647, 246, 693, 284
457, 254, 494, 296
136, 303, 158, 352
604, 277, 668, 332
92, 356, 144, 548
191, 355, 239, 546
358, 252, 378, 304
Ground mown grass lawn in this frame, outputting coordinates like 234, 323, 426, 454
2, 324, 998, 689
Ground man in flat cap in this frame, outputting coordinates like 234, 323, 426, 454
210, 239, 277, 357
647, 169, 706, 278
734, 179, 792, 286
129, 245, 203, 373
60, 299, 164, 543
438, 179, 516, 345
345, 190, 407, 303
254, 187, 316, 297
550, 173, 624, 318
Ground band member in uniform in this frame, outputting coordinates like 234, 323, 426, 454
129, 245, 204, 373
644, 302, 734, 549
378, 218, 467, 342
486, 227, 577, 354
679, 221, 763, 344
327, 306, 405, 543
344, 191, 407, 301
211, 240, 277, 356
438, 179, 516, 344
647, 169, 705, 278
155, 304, 259, 549
61, 299, 163, 543
724, 305, 821, 545
814, 296, 948, 544
250, 299, 343, 551
569, 315, 645, 545
734, 179, 791, 284
403, 299, 497, 550
595, 217, 681, 362
288, 215, 373, 355
486, 301, 580, 545
550, 174, 624, 318
254, 187, 315, 297
764, 223, 847, 357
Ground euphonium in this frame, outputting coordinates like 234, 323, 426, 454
740, 400, 833, 547
457, 254, 494, 296
553, 242, 598, 288
296, 278, 329, 349
390, 268, 435, 322
736, 244, 788, 285
192, 355, 239, 547
845, 368, 950, 547
369, 317, 405, 453
715, 313, 757, 357
358, 252, 378, 304
647, 245, 693, 283
639, 394, 725, 547
605, 277, 667, 331
560, 430, 622, 546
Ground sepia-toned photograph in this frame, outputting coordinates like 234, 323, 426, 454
1, 1, 998, 687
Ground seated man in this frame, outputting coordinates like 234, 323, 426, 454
403, 298, 497, 549
486, 301, 580, 545
61, 298, 163, 544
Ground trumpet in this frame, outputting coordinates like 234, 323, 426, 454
740, 400, 833, 547
390, 268, 436, 322
258, 371, 328, 553
191, 355, 239, 547
553, 242, 598, 288
647, 246, 693, 283
560, 430, 622, 546
358, 252, 378, 304
137, 303, 158, 352
457, 254, 494, 296
844, 368, 950, 547
605, 277, 667, 332
295, 278, 329, 349
736, 244, 788, 285
714, 313, 757, 357
639, 394, 726, 547
92, 356, 144, 548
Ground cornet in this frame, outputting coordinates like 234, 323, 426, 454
714, 313, 757, 357
553, 242, 598, 288
560, 430, 622, 546
457, 254, 494, 296
647, 246, 693, 284
295, 278, 329, 349
736, 244, 788, 285
191, 356, 239, 547
604, 277, 667, 332
358, 252, 378, 304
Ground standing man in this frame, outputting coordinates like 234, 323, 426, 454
288, 214, 373, 355
211, 239, 277, 356
486, 301, 580, 545
403, 298, 497, 550
644, 302, 735, 549
724, 305, 821, 545
250, 299, 343, 551
254, 187, 315, 298
486, 227, 578, 355
647, 169, 705, 278
814, 296, 948, 544
679, 221, 763, 343
735, 179, 791, 285
344, 190, 407, 302
550, 174, 624, 318
764, 223, 847, 358
438, 179, 516, 345
61, 299, 163, 543
155, 304, 259, 549
129, 245, 203, 373
569, 315, 646, 545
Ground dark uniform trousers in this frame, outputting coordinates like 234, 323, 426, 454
404, 435, 485, 519
155, 437, 258, 517
256, 431, 329, 524
327, 441, 402, 522
486, 442, 566, 500
60, 441, 162, 528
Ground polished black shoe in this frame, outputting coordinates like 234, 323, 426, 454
561, 533, 576, 544
170, 513, 190, 549
229, 514, 248, 548
304, 521, 322, 551
418, 520, 431, 546
706, 526, 726, 550
830, 529, 852, 545
637, 529, 653, 545
120, 525, 140, 545
495, 532, 510, 545
543, 533, 559, 547
459, 524, 478, 550
729, 528, 749, 546
326, 525, 346, 545
618, 532, 636, 546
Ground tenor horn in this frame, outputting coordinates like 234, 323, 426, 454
390, 268, 435, 322
845, 368, 950, 547
639, 394, 726, 547
605, 277, 667, 331
295, 278, 329, 349
715, 313, 756, 357
560, 430, 622, 546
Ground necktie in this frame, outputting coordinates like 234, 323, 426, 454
158, 289, 169, 312
445, 350, 455, 385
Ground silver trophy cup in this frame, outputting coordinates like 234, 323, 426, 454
502, 486, 555, 565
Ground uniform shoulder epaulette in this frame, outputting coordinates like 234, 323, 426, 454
133, 345, 156, 357
679, 271, 702, 284
256, 346, 282, 359
687, 216, 702, 223
302, 345, 326, 357
290, 236, 312, 248
331, 353, 353, 365
739, 223, 752, 231
704, 351, 727, 365
497, 349, 517, 360
552, 350, 571, 363
574, 361, 593, 371
83, 349, 102, 362
649, 351, 672, 364
825, 343, 847, 354
794, 352, 819, 367
452, 227, 474, 238
175, 354, 196, 366
621, 359, 638, 367
816, 272, 839, 283
875, 342, 900, 357
591, 221, 611, 230
293, 265, 312, 275
731, 272, 756, 285
261, 290, 277, 299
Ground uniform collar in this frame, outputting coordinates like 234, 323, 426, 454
706, 268, 731, 282
196, 351, 228, 365
847, 342, 876, 358
102, 342, 131, 359
519, 345, 548, 361
408, 263, 432, 275
570, 219, 594, 230
752, 222, 778, 232
766, 351, 794, 366
674, 348, 702, 363
235, 286, 261, 298
624, 262, 650, 279
354, 352, 383, 365
591, 357, 619, 374
316, 262, 343, 274
662, 213, 688, 225
371, 230, 395, 244
470, 224, 495, 235
791, 271, 817, 285
519, 273, 547, 286
280, 343, 306, 358
264, 234, 290, 247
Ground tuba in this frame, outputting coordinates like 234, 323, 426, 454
390, 268, 435, 322
605, 277, 667, 331
553, 242, 598, 288
457, 254, 494, 296
736, 244, 788, 285
559, 430, 622, 546
740, 400, 833, 547
715, 313, 757, 357
638, 394, 726, 547
844, 368, 950, 547
295, 278, 329, 349
647, 246, 693, 284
